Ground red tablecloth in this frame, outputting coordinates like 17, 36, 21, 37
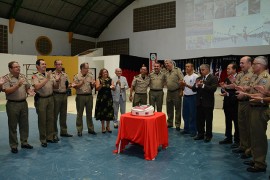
114, 112, 168, 160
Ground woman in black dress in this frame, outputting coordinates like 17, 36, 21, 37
95, 68, 115, 133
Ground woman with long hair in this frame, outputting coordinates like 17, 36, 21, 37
95, 68, 115, 133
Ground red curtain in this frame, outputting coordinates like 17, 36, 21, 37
122, 69, 139, 87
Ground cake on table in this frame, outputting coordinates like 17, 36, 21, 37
131, 105, 154, 116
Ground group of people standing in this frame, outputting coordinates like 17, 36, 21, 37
129, 59, 218, 143
0, 59, 129, 154
129, 56, 270, 173
1, 56, 270, 174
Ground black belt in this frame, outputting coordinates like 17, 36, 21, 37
77, 94, 92, 96
150, 89, 163, 91
135, 93, 147, 95
184, 94, 196, 97
54, 92, 66, 94
168, 88, 179, 92
39, 94, 53, 98
8, 99, 26, 103
250, 104, 269, 108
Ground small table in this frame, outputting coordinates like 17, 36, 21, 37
114, 112, 168, 160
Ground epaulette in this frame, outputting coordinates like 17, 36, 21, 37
3, 74, 9, 78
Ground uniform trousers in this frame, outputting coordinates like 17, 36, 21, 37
166, 90, 182, 128
238, 101, 251, 155
54, 93, 68, 135
6, 100, 29, 148
133, 93, 147, 107
36, 96, 54, 143
149, 90, 164, 112
250, 106, 269, 169
76, 94, 94, 133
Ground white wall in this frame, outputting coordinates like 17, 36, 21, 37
0, 53, 37, 76
0, 18, 95, 56
78, 55, 120, 80
99, 0, 270, 59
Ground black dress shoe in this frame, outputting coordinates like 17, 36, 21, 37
41, 143, 47, 148
88, 131, 97, 135
60, 133, 73, 137
21, 144, 33, 149
247, 166, 266, 173
176, 127, 181, 131
54, 136, 60, 141
114, 124, 118, 129
232, 148, 244, 153
231, 142, 239, 149
241, 153, 252, 159
77, 132, 82, 137
219, 138, 232, 144
11, 148, 18, 154
243, 160, 255, 166
47, 139, 58, 143
194, 135, 204, 140
167, 125, 173, 128
204, 137, 212, 143
190, 133, 196, 137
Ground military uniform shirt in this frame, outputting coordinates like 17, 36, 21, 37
149, 71, 166, 90
73, 72, 94, 94
52, 71, 69, 93
248, 70, 270, 105
165, 67, 184, 91
235, 68, 253, 87
31, 72, 55, 96
3, 73, 30, 101
131, 74, 150, 93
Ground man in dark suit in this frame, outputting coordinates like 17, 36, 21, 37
192, 64, 218, 143
219, 63, 239, 145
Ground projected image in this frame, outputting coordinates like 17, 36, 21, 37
185, 0, 269, 50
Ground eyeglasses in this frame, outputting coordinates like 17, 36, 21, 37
12, 66, 20, 69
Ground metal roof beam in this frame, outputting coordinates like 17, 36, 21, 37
68, 0, 98, 32
8, 0, 23, 18
61, 0, 109, 18
94, 0, 135, 38
105, 0, 120, 7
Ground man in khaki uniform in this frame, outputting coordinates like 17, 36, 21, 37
73, 62, 96, 136
232, 56, 253, 157
164, 59, 184, 131
32, 59, 60, 147
52, 60, 73, 140
238, 56, 270, 172
2, 61, 34, 153
129, 66, 150, 107
149, 62, 166, 112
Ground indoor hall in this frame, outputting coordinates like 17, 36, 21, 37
0, 92, 269, 179
1, 0, 270, 179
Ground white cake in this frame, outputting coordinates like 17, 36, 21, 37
131, 105, 154, 116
